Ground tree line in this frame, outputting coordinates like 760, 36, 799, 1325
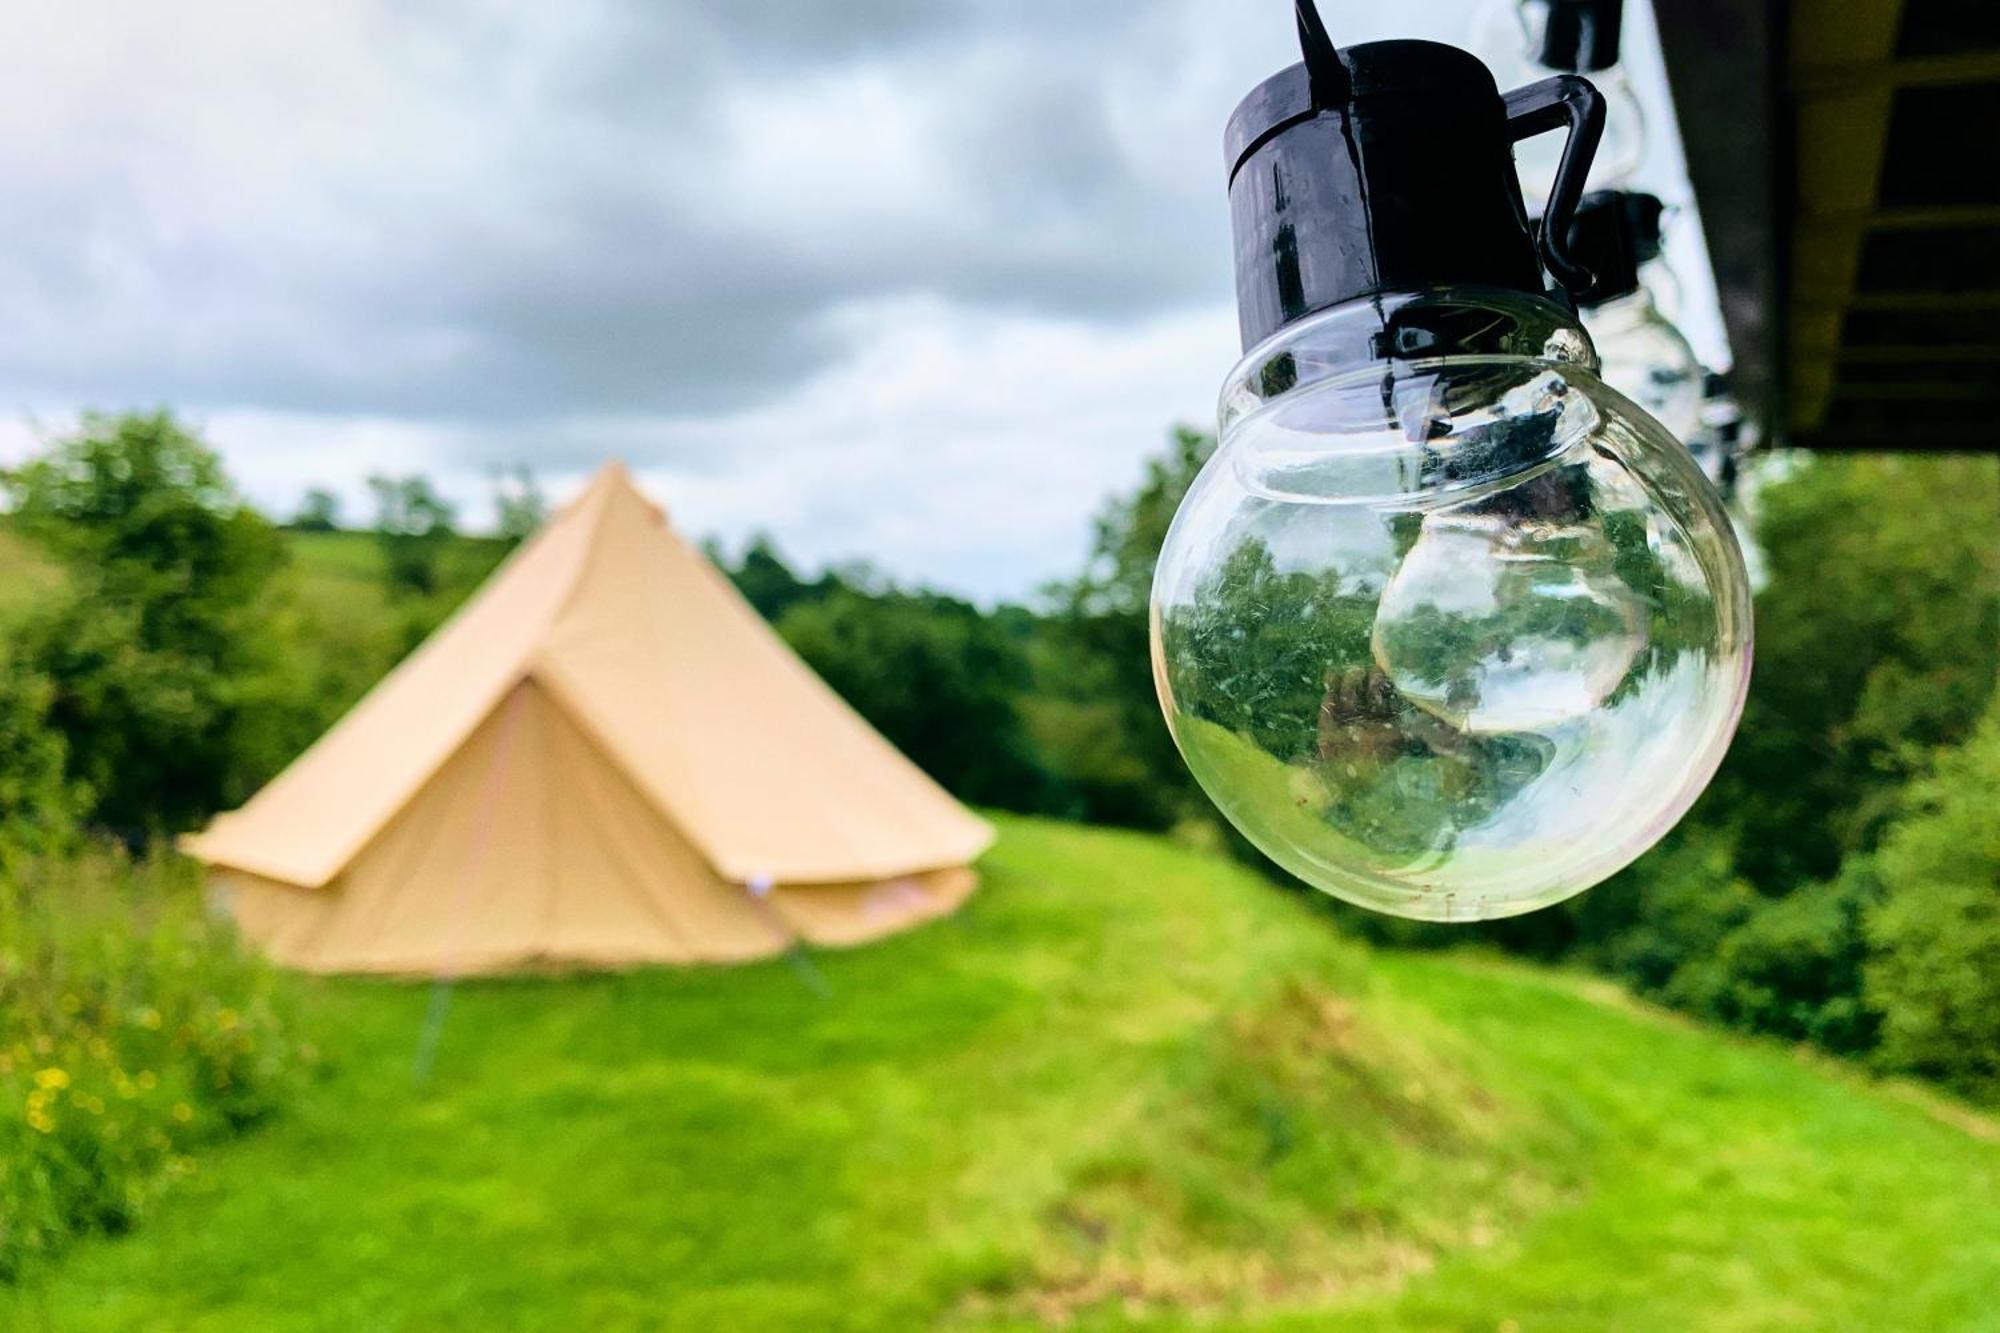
2, 412, 1996, 1101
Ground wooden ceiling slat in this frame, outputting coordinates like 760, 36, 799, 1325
1660, 0, 2000, 452
1793, 49, 2000, 93
1796, 204, 2000, 229
1797, 292, 2000, 311
1792, 344, 2000, 363
1784, 2, 1907, 435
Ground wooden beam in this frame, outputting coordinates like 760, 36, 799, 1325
1651, 0, 1784, 440
1796, 205, 2000, 230
1791, 343, 2000, 363
1794, 292, 2000, 311
1793, 50, 2000, 93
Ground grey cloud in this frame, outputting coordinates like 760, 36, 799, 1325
0, 0, 1260, 424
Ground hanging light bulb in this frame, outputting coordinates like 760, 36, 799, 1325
1149, 7, 1753, 923
1477, 0, 1646, 206
1562, 190, 1705, 444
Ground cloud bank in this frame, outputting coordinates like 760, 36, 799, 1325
0, 0, 1717, 599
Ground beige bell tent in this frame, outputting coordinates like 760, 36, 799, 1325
184, 463, 993, 976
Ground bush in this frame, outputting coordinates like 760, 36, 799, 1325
1667, 862, 1882, 1055
1864, 700, 2000, 1100
0, 847, 315, 1278
0, 664, 80, 868
1584, 827, 1762, 997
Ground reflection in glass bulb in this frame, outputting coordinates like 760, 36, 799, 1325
1372, 505, 1647, 734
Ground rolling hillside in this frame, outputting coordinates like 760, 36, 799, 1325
5, 817, 1996, 1331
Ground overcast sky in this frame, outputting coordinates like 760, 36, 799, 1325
0, 0, 1721, 601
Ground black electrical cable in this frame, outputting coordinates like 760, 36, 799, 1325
1295, 0, 1350, 105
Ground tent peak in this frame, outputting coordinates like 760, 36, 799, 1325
566, 460, 668, 529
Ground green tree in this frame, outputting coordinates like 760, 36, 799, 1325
1704, 455, 2000, 889
724, 535, 829, 623
1864, 697, 2000, 1100
490, 464, 547, 549
1043, 426, 1214, 827
368, 473, 458, 596
292, 487, 342, 532
7, 412, 294, 836
776, 587, 1059, 812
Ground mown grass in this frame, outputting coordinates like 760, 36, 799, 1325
3, 817, 1995, 1331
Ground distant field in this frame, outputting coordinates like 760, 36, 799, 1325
0, 525, 511, 717
287, 528, 511, 609
0, 523, 509, 621
6, 817, 1996, 1331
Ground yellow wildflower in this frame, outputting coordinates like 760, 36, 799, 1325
136, 1071, 158, 1091
171, 1102, 193, 1123
26, 1110, 54, 1134
216, 1009, 239, 1031
34, 1067, 70, 1091
137, 1008, 162, 1031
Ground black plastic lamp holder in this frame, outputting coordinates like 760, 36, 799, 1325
1540, 0, 1625, 74
1227, 3, 1606, 350
1557, 190, 1665, 307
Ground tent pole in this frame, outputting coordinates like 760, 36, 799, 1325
743, 874, 831, 998
411, 975, 455, 1083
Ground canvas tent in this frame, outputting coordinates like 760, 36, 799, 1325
184, 463, 993, 976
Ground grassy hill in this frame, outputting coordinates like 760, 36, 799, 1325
4, 817, 1996, 1331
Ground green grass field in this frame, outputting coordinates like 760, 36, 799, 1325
5, 817, 1995, 1331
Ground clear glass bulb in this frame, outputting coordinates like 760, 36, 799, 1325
1473, 0, 1646, 206
1584, 285, 1704, 443
1470, 0, 1540, 72
1152, 289, 1752, 922
1644, 251, 1687, 326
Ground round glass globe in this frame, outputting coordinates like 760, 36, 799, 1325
1152, 290, 1752, 922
